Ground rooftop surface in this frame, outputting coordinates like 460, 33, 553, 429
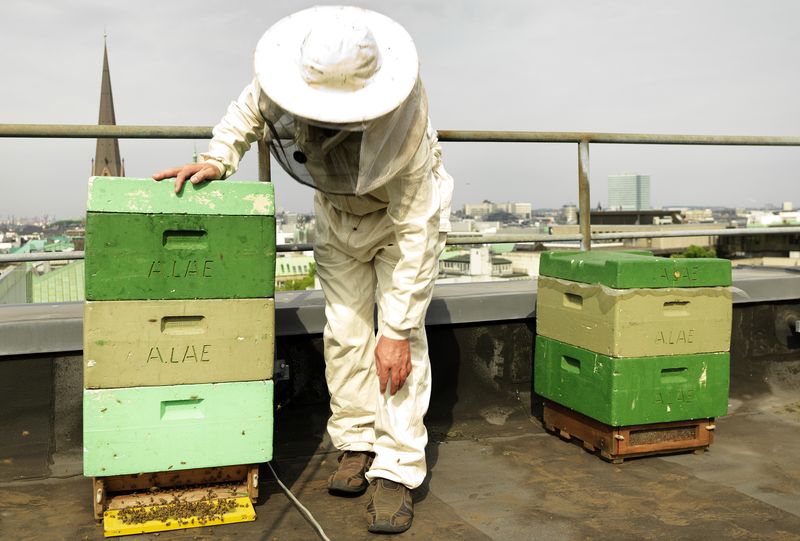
3, 387, 800, 541
1, 266, 799, 540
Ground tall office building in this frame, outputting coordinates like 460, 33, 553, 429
608, 173, 650, 210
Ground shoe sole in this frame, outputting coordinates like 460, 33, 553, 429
367, 520, 412, 534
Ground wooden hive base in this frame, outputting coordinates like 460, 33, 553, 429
92, 464, 260, 536
543, 400, 715, 464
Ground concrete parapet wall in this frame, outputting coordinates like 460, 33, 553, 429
2, 300, 799, 482
1, 271, 799, 481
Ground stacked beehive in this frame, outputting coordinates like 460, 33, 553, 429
534, 250, 732, 462
82, 177, 276, 507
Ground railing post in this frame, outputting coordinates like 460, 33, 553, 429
257, 139, 271, 182
578, 139, 591, 251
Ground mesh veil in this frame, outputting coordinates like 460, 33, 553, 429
264, 79, 428, 196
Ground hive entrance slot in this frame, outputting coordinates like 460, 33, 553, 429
561, 355, 581, 374
563, 292, 583, 308
663, 300, 690, 317
660, 366, 688, 383
163, 229, 208, 249
160, 315, 206, 335
160, 398, 205, 420
628, 426, 697, 446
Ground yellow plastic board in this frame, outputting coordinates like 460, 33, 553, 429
103, 496, 255, 537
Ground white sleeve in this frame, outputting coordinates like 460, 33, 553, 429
380, 136, 442, 340
198, 79, 266, 179
427, 119, 454, 233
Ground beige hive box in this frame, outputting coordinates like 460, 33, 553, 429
84, 298, 275, 388
536, 276, 732, 358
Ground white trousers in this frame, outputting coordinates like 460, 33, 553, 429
313, 195, 443, 489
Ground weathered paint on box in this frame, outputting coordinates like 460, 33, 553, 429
87, 177, 275, 216
84, 298, 275, 388
534, 335, 729, 426
536, 276, 732, 357
83, 380, 273, 477
538, 250, 732, 289
85, 212, 275, 300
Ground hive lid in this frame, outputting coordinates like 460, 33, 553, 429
538, 250, 731, 288
87, 177, 275, 216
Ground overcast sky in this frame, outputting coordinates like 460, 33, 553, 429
2, 0, 798, 219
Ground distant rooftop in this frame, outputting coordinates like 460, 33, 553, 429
32, 260, 84, 303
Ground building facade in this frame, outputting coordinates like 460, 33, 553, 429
463, 201, 532, 220
608, 173, 650, 211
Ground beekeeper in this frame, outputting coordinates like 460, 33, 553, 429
154, 6, 453, 534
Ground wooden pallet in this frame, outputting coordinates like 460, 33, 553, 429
92, 464, 260, 532
543, 400, 715, 464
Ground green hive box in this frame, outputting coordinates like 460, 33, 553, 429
83, 380, 273, 477
536, 276, 732, 357
84, 298, 275, 389
534, 335, 729, 426
538, 250, 731, 289
85, 177, 276, 300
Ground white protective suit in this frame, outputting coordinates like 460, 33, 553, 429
199, 78, 454, 489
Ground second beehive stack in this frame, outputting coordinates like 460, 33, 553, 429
534, 250, 732, 462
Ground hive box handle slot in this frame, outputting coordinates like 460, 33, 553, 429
663, 300, 690, 317
163, 229, 208, 249
563, 292, 583, 309
660, 366, 688, 383
161, 315, 206, 335
561, 355, 581, 374
160, 398, 205, 420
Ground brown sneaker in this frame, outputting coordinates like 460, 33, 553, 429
366, 478, 414, 534
327, 451, 374, 494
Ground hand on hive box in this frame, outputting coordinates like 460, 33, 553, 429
375, 335, 412, 396
152, 162, 222, 194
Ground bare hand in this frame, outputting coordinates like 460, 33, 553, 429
375, 335, 411, 395
152, 162, 221, 193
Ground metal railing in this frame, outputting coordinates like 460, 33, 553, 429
1, 123, 799, 264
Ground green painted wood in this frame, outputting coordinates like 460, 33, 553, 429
534, 335, 729, 426
84, 298, 275, 388
536, 276, 732, 357
85, 212, 275, 300
538, 250, 732, 288
83, 380, 273, 477
87, 177, 275, 216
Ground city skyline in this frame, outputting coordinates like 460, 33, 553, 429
2, 197, 795, 226
1, 1, 799, 218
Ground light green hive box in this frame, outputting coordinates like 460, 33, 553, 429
84, 298, 275, 389
536, 276, 732, 357
534, 335, 729, 426
83, 380, 273, 477
85, 176, 276, 300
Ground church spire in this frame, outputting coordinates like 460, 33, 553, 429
93, 35, 123, 177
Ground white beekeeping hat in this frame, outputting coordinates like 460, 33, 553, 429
254, 5, 419, 126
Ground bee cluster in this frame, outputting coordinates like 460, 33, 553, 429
115, 486, 246, 526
